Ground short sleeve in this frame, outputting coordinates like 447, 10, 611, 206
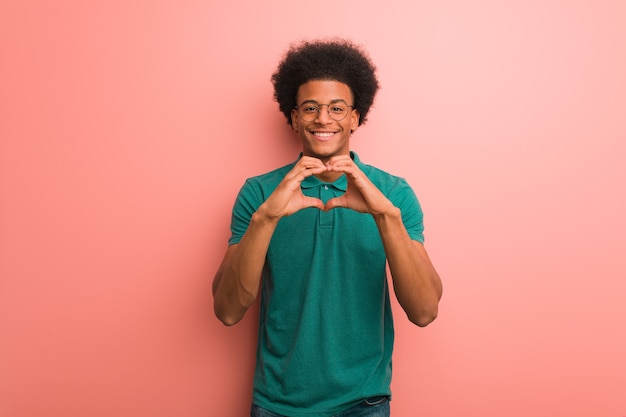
391, 179, 424, 243
228, 179, 264, 246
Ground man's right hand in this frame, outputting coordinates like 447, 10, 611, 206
257, 156, 327, 220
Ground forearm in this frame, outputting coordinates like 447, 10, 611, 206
213, 210, 278, 326
374, 208, 442, 327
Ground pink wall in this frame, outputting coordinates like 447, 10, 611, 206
1, 1, 625, 416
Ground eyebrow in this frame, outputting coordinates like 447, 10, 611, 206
298, 99, 350, 106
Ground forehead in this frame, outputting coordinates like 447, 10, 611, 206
296, 80, 353, 103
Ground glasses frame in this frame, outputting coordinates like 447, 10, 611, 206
294, 100, 355, 122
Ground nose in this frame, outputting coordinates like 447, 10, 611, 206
314, 104, 333, 123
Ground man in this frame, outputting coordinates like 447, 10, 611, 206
213, 39, 442, 417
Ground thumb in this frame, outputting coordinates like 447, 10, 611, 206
302, 196, 325, 211
324, 196, 347, 211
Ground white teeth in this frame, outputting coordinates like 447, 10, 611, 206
314, 132, 334, 138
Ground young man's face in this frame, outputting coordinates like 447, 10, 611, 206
291, 80, 360, 162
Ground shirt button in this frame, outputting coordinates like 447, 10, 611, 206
324, 185, 329, 190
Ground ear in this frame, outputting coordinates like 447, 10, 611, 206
350, 109, 360, 133
291, 108, 299, 131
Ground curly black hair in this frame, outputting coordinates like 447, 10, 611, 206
271, 38, 380, 126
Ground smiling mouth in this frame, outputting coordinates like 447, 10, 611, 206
311, 131, 336, 139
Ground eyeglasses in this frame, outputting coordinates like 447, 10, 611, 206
294, 100, 354, 122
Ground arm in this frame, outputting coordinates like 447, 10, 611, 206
374, 210, 442, 326
212, 213, 279, 326
212, 157, 327, 326
325, 156, 443, 327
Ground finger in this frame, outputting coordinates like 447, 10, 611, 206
326, 164, 356, 174
297, 157, 326, 173
297, 165, 327, 180
326, 155, 353, 164
325, 157, 358, 173
324, 195, 347, 211
285, 163, 326, 182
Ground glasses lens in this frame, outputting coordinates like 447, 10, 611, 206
328, 103, 348, 121
299, 104, 320, 121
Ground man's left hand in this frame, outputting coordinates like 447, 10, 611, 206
324, 155, 396, 216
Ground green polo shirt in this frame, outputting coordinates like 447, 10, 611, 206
229, 152, 424, 417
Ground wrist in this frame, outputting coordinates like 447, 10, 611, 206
372, 205, 402, 227
373, 204, 400, 220
253, 206, 281, 225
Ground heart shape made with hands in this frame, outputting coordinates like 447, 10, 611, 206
290, 155, 379, 215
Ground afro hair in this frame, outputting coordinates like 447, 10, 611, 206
271, 38, 379, 126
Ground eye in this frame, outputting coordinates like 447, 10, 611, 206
302, 105, 319, 113
330, 105, 346, 114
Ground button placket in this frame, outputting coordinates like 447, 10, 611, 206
320, 183, 334, 229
